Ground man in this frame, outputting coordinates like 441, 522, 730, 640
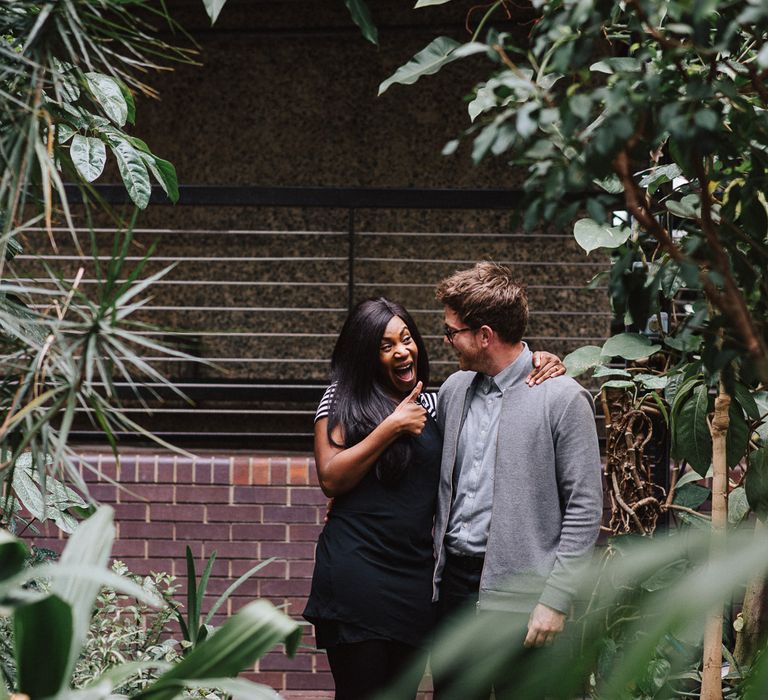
432, 262, 603, 697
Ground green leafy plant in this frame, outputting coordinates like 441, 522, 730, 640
381, 0, 768, 381
1, 451, 89, 534
379, 528, 768, 700
0, 227, 204, 530
0, 507, 301, 700
71, 562, 179, 695
1, 559, 178, 695
0, 1, 208, 538
175, 546, 276, 650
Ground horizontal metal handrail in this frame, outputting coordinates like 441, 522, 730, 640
40, 184, 613, 448
13, 278, 606, 291
65, 184, 619, 209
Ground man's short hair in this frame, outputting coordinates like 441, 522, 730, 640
435, 261, 528, 343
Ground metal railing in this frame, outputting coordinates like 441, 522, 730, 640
21, 186, 612, 449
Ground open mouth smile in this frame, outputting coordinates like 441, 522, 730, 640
393, 362, 415, 382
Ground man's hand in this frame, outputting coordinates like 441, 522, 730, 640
527, 351, 566, 387
524, 603, 566, 648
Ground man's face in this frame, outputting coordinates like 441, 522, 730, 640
443, 306, 482, 372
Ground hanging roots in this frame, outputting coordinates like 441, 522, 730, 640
601, 388, 667, 536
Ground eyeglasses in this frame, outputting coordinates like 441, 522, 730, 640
443, 325, 475, 345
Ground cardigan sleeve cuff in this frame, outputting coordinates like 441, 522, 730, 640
538, 583, 572, 615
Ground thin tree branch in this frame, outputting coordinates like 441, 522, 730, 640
695, 157, 768, 378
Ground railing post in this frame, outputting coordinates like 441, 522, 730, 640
347, 208, 355, 314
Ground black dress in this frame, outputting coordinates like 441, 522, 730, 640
304, 412, 441, 649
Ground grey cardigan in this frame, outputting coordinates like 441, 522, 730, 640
432, 346, 603, 614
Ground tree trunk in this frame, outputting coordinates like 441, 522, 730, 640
700, 383, 730, 700
733, 519, 768, 667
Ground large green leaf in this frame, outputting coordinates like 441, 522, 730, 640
15, 594, 73, 699
53, 506, 116, 681
665, 194, 699, 219
670, 377, 703, 424
140, 153, 179, 204
638, 658, 671, 696
70, 134, 106, 182
51, 59, 80, 102
673, 483, 711, 510
12, 460, 46, 520
746, 447, 768, 521
158, 678, 280, 700
639, 163, 682, 194
674, 384, 712, 476
84, 73, 129, 127
728, 486, 750, 525
664, 372, 685, 407
202, 0, 228, 25
0, 530, 27, 582
675, 465, 712, 488
590, 57, 643, 74
733, 382, 760, 421
639, 559, 688, 592
601, 333, 661, 361
563, 345, 603, 377
87, 660, 173, 691
345, 0, 378, 45
107, 137, 151, 208
185, 546, 200, 644
601, 380, 635, 389
379, 37, 461, 95
592, 366, 631, 378
116, 78, 136, 125
634, 373, 669, 390
56, 123, 76, 144
468, 82, 498, 122
726, 400, 749, 468
137, 600, 301, 700
415, 0, 453, 6
756, 391, 768, 444
573, 218, 631, 253
204, 557, 276, 625
593, 175, 624, 193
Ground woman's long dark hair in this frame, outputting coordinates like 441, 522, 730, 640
326, 297, 430, 485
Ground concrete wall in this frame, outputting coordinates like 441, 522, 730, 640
134, 0, 532, 189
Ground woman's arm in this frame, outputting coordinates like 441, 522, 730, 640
527, 351, 566, 386
314, 381, 427, 497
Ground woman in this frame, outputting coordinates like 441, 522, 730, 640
303, 298, 562, 700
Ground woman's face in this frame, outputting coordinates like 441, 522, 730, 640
379, 315, 419, 396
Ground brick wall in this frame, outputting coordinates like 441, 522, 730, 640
31, 448, 356, 699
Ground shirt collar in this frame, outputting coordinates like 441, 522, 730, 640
490, 342, 531, 394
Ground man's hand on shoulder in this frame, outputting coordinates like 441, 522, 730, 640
524, 603, 566, 648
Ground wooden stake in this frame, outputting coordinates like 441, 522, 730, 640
700, 382, 730, 700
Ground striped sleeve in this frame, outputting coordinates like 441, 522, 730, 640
314, 383, 336, 423
418, 391, 437, 420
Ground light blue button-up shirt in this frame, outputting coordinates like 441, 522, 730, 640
445, 359, 519, 556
